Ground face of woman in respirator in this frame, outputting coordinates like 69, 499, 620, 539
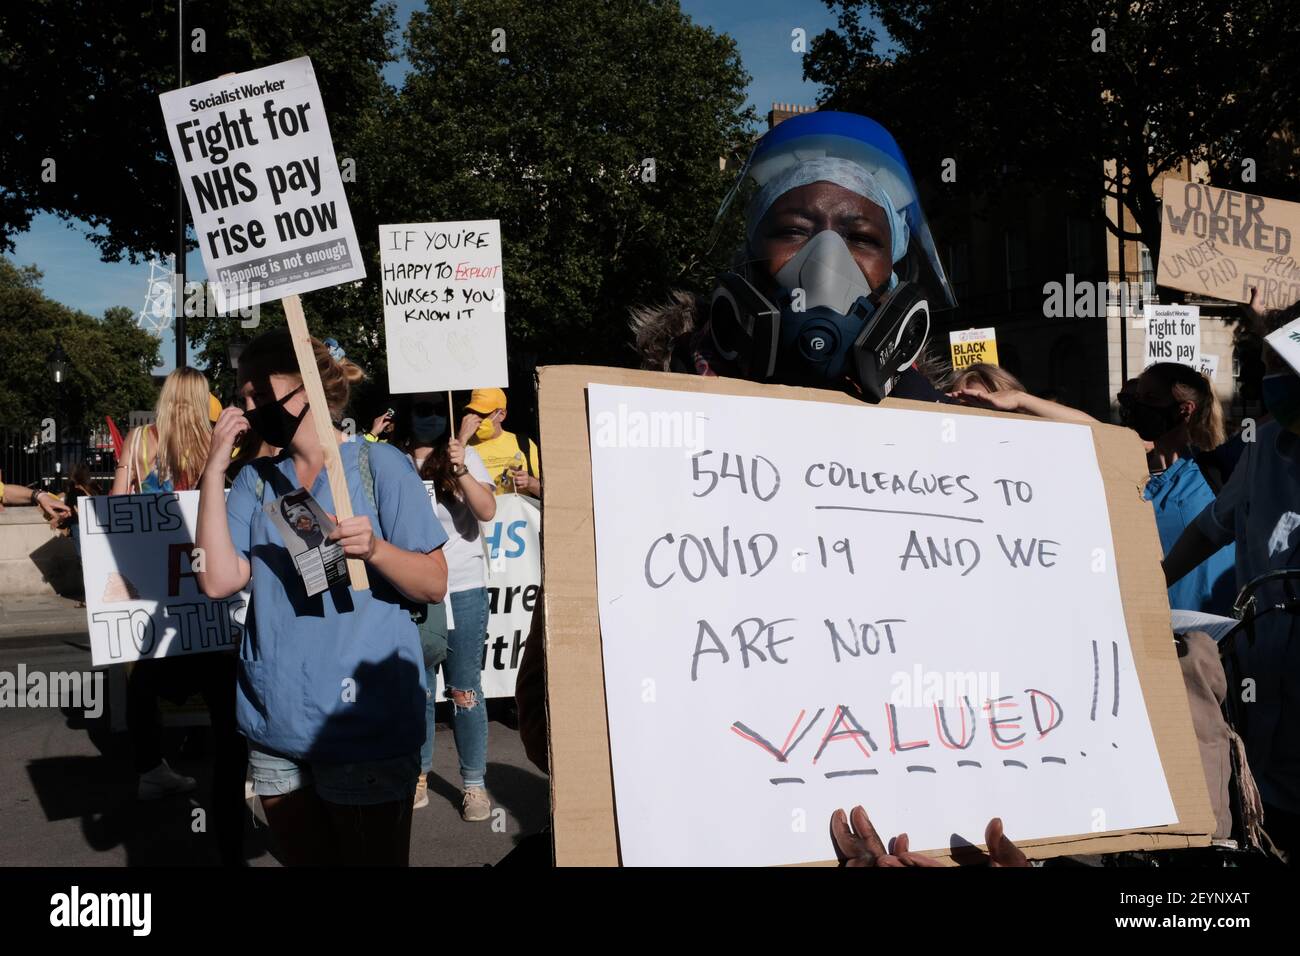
752, 181, 894, 294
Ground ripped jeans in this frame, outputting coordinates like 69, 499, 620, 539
420, 586, 489, 790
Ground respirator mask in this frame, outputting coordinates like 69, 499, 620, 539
709, 230, 930, 401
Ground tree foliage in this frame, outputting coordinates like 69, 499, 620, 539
0, 258, 160, 432
805, 0, 1300, 257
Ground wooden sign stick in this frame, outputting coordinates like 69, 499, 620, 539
283, 293, 369, 590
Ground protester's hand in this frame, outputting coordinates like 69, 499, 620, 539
982, 817, 1029, 867
35, 490, 72, 519
949, 388, 1024, 413
459, 412, 483, 444
370, 411, 394, 438
449, 438, 466, 471
509, 467, 540, 496
831, 806, 902, 867
209, 407, 250, 470
886, 831, 946, 867
327, 514, 377, 560
1243, 286, 1267, 327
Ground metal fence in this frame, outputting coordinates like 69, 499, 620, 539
0, 426, 119, 492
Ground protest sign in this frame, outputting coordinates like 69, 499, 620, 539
1266, 315, 1300, 376
1157, 181, 1300, 309
537, 365, 1214, 866
160, 59, 368, 588
948, 327, 998, 371
80, 492, 246, 666
379, 221, 508, 393
159, 57, 365, 314
423, 488, 540, 699
1198, 353, 1220, 382
1143, 304, 1200, 368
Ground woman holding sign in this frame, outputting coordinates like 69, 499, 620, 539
196, 329, 448, 866
402, 395, 498, 820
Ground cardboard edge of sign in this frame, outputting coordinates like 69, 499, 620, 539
537, 364, 1215, 867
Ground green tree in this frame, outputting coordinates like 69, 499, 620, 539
0, 258, 159, 433
0, 0, 397, 261
385, 0, 754, 365
805, 0, 1300, 259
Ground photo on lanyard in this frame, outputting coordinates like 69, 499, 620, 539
264, 487, 349, 597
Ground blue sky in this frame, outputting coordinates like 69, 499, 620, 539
7, 0, 874, 373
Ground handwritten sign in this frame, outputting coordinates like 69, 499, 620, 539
585, 383, 1176, 866
1158, 181, 1300, 309
159, 57, 365, 313
80, 492, 247, 666
379, 220, 508, 393
1143, 304, 1200, 368
949, 327, 998, 371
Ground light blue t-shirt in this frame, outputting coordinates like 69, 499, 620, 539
1144, 456, 1236, 615
226, 440, 447, 762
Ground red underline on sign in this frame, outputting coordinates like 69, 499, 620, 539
813, 505, 986, 524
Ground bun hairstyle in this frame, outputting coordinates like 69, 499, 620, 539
237, 327, 366, 420
1141, 362, 1225, 450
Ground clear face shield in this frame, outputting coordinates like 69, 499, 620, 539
706, 112, 956, 400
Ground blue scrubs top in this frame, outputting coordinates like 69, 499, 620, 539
1144, 456, 1236, 616
226, 440, 447, 762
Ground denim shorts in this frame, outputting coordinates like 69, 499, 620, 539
248, 746, 421, 806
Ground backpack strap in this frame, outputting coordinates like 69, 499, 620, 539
358, 439, 377, 509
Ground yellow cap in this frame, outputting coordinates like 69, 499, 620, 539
465, 387, 507, 415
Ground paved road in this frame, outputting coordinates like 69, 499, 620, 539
0, 628, 549, 866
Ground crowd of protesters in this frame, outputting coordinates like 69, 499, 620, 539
4, 107, 1297, 869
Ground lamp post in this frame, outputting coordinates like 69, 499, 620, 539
46, 343, 68, 482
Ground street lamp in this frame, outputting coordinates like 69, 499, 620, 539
46, 343, 68, 479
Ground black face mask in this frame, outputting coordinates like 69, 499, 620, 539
243, 383, 307, 449
1118, 393, 1182, 441
410, 402, 448, 443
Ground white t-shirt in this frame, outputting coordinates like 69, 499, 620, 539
411, 446, 492, 594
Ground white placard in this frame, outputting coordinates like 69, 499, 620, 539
159, 57, 366, 313
1198, 353, 1220, 382
586, 383, 1175, 867
1143, 304, 1201, 368
1266, 316, 1300, 376
424, 489, 540, 699
80, 492, 247, 666
379, 221, 508, 393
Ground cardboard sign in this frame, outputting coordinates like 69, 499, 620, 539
80, 492, 246, 666
1143, 304, 1200, 368
537, 365, 1215, 866
159, 57, 365, 313
1266, 316, 1300, 376
379, 221, 508, 393
949, 327, 998, 371
1157, 181, 1300, 309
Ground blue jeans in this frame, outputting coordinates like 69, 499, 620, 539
420, 587, 489, 789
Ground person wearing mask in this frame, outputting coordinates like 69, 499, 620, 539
1124, 362, 1235, 616
517, 112, 1022, 861
632, 112, 954, 404
461, 388, 541, 496
402, 394, 498, 819
946, 362, 1099, 424
196, 329, 448, 866
1164, 299, 1300, 856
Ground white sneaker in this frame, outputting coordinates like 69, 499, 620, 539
137, 760, 197, 800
